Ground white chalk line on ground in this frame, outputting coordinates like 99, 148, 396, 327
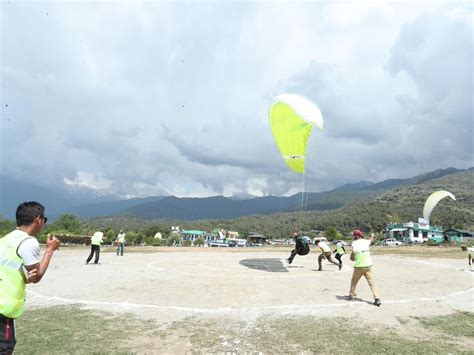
27, 287, 474, 315
146, 260, 351, 278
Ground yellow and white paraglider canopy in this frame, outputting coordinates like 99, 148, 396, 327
423, 190, 456, 222
268, 94, 324, 174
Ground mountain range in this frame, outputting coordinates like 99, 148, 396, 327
1, 167, 472, 221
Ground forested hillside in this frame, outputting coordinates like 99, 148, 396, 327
83, 170, 473, 240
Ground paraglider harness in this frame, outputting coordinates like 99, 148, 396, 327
295, 237, 310, 255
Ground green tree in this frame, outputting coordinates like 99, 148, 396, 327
0, 216, 15, 236
104, 229, 115, 245
324, 227, 338, 240
50, 214, 82, 234
167, 234, 181, 246
133, 232, 145, 245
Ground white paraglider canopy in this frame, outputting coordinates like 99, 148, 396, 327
423, 190, 456, 222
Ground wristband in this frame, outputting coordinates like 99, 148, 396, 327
45, 251, 54, 256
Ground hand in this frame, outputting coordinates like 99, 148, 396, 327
46, 234, 61, 252
26, 268, 38, 283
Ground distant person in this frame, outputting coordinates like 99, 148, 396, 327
334, 241, 346, 270
85, 230, 104, 264
0, 201, 60, 354
460, 244, 474, 269
287, 232, 310, 265
116, 229, 126, 256
316, 239, 340, 271
347, 230, 381, 307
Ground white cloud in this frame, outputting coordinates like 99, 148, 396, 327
1, 1, 472, 199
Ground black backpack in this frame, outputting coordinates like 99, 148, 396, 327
296, 237, 310, 255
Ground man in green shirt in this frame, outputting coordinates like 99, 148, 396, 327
85, 230, 104, 264
348, 230, 381, 307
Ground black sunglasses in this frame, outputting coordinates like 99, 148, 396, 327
39, 216, 48, 224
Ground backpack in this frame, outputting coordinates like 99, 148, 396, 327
296, 237, 310, 255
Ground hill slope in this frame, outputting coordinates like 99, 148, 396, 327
86, 170, 474, 239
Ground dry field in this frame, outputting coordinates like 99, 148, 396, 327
16, 246, 474, 354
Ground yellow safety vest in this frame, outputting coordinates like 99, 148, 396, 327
336, 244, 345, 255
91, 233, 102, 246
0, 231, 31, 319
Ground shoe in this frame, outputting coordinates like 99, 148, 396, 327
374, 298, 382, 307
317, 268, 322, 271
85, 262, 89, 265
287, 258, 292, 265
346, 295, 354, 301
338, 263, 342, 271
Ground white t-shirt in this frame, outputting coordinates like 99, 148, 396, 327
9, 229, 41, 266
351, 238, 371, 253
117, 233, 125, 243
317, 241, 331, 253
465, 247, 474, 256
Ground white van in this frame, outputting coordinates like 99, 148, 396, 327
236, 239, 248, 247
383, 238, 402, 246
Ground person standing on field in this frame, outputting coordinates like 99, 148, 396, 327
116, 230, 125, 256
85, 230, 104, 264
347, 229, 381, 307
0, 201, 60, 354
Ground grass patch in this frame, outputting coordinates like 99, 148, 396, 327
179, 316, 470, 354
15, 306, 153, 354
371, 245, 465, 259
417, 311, 474, 338
14, 307, 473, 354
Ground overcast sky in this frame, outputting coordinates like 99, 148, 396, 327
1, 1, 472, 199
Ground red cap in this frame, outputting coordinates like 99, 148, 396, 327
352, 229, 364, 238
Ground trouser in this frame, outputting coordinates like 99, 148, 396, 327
116, 243, 124, 256
288, 249, 298, 264
0, 314, 15, 355
349, 266, 380, 300
318, 252, 339, 269
335, 253, 344, 265
86, 244, 100, 264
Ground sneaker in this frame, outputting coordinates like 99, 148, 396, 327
317, 268, 322, 271
338, 263, 342, 271
287, 258, 292, 265
374, 298, 382, 307
346, 295, 354, 301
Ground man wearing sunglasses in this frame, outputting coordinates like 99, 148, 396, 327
0, 201, 60, 354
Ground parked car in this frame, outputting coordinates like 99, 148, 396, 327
208, 241, 229, 247
227, 240, 237, 247
383, 238, 403, 246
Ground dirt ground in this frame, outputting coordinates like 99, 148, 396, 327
27, 246, 473, 327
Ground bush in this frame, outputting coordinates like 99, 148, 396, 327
167, 234, 182, 246
195, 237, 205, 247
182, 240, 192, 247
151, 238, 163, 246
